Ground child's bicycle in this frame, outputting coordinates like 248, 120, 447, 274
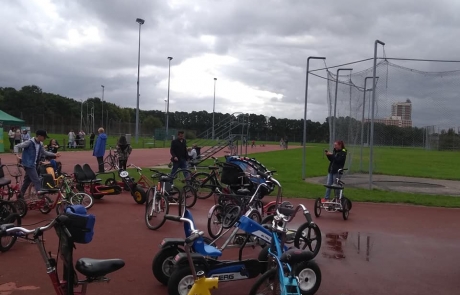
163, 214, 219, 295
0, 206, 125, 294
314, 168, 353, 220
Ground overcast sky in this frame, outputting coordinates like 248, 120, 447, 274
1, 0, 460, 125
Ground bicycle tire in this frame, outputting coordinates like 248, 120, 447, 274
191, 172, 215, 199
182, 185, 197, 209
248, 268, 280, 295
0, 210, 21, 253
70, 192, 94, 209
145, 191, 169, 230
207, 204, 224, 239
293, 222, 322, 258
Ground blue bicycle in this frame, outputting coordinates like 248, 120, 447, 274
166, 173, 322, 295
249, 177, 322, 295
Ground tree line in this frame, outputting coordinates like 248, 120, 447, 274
0, 85, 454, 148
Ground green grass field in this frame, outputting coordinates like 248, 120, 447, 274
4, 132, 460, 208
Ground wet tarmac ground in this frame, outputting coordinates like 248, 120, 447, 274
1, 195, 459, 295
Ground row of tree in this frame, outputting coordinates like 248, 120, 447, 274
0, 85, 456, 149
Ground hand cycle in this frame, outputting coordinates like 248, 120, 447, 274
166, 172, 321, 295
0, 214, 125, 295
314, 168, 353, 220
163, 214, 219, 295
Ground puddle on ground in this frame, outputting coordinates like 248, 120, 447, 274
322, 232, 373, 262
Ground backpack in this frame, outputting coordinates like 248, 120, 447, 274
63, 205, 96, 244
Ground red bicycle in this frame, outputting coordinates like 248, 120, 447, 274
0, 214, 124, 294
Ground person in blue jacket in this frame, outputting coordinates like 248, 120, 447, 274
93, 127, 107, 173
14, 130, 61, 198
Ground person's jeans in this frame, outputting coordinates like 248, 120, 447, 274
170, 159, 190, 180
96, 156, 104, 173
324, 172, 339, 199
21, 166, 41, 197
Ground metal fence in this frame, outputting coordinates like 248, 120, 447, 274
326, 59, 460, 177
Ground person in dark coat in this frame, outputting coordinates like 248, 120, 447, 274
116, 135, 132, 170
323, 140, 347, 202
170, 130, 189, 178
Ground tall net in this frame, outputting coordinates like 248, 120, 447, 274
326, 59, 460, 175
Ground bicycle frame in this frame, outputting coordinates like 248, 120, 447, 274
1, 217, 123, 295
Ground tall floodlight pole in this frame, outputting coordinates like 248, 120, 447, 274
80, 99, 84, 132
165, 56, 173, 144
135, 18, 145, 143
369, 39, 385, 189
302, 56, 325, 180
331, 68, 353, 149
360, 76, 378, 172
212, 77, 217, 140
101, 85, 105, 127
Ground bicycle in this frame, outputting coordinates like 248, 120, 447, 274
189, 157, 232, 199
314, 168, 352, 220
145, 170, 196, 230
163, 214, 219, 295
103, 146, 119, 171
0, 209, 125, 294
0, 163, 28, 217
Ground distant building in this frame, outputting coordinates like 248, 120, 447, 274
391, 99, 412, 121
366, 99, 412, 127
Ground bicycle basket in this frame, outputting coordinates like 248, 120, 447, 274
63, 205, 95, 244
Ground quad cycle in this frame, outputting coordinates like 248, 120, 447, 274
314, 168, 353, 220
152, 182, 270, 286
145, 170, 197, 231
73, 164, 123, 201
0, 208, 125, 294
104, 163, 147, 204
154, 174, 322, 295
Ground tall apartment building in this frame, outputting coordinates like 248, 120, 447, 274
365, 99, 412, 127
391, 99, 412, 120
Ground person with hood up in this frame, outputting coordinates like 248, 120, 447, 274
116, 135, 132, 170
93, 127, 107, 173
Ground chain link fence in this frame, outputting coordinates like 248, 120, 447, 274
326, 59, 460, 176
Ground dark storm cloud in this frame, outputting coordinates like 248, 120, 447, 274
1, 0, 460, 124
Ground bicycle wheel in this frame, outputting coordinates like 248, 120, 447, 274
191, 172, 215, 199
293, 222, 322, 258
207, 204, 224, 239
39, 196, 53, 214
145, 190, 169, 230
0, 201, 20, 252
70, 192, 94, 209
248, 268, 280, 295
14, 198, 28, 218
172, 169, 193, 186
294, 260, 322, 295
182, 185, 197, 209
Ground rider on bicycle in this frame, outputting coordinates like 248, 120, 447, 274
323, 140, 347, 203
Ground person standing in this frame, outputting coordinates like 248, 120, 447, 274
93, 128, 107, 173
116, 135, 132, 170
8, 127, 15, 151
170, 130, 188, 177
322, 140, 347, 202
89, 132, 95, 149
14, 130, 60, 197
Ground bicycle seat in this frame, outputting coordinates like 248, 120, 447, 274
278, 206, 296, 217
279, 248, 314, 264
160, 175, 173, 182
75, 258, 125, 278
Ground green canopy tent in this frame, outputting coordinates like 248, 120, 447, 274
0, 110, 25, 152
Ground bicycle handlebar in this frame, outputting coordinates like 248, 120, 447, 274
164, 215, 204, 243
0, 215, 71, 239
